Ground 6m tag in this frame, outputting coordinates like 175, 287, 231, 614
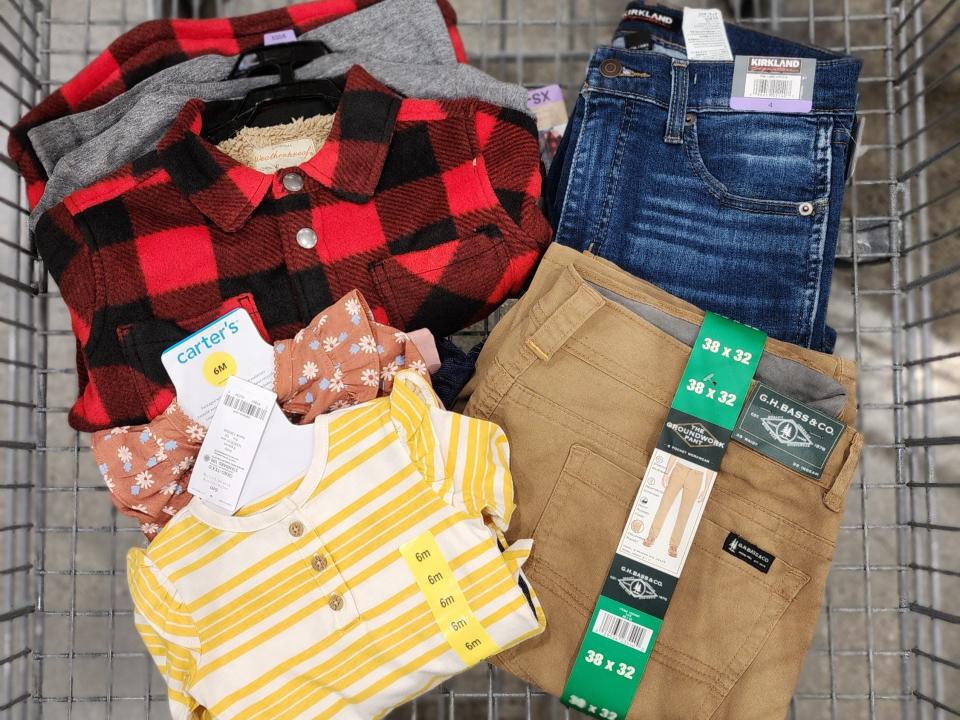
399, 532, 500, 666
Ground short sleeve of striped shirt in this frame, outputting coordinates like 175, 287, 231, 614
388, 372, 515, 534
128, 553, 206, 719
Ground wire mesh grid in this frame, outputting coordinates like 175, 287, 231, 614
0, 0, 956, 718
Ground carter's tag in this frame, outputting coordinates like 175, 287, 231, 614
161, 309, 275, 426
723, 532, 774, 573
731, 56, 817, 113
682, 8, 733, 61
263, 29, 297, 46
188, 376, 274, 514
733, 383, 845, 479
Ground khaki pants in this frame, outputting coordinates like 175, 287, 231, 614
646, 464, 703, 550
463, 245, 864, 720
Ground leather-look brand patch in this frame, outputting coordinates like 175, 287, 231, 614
723, 532, 774, 573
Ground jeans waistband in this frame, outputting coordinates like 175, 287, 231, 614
586, 16, 861, 113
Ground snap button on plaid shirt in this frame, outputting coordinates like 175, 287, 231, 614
36, 65, 552, 432
9, 0, 465, 208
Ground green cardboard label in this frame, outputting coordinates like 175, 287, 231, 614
563, 595, 662, 720
671, 313, 766, 429
733, 383, 845, 479
562, 314, 765, 717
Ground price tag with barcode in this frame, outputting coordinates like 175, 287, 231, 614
188, 376, 276, 514
730, 55, 816, 113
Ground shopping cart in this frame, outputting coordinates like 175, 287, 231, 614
1, 0, 957, 718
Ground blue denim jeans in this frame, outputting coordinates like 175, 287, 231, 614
548, 5, 861, 352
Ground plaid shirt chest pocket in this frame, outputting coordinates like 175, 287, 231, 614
35, 67, 552, 432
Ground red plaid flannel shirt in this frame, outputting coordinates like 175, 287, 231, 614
37, 65, 552, 432
10, 0, 465, 209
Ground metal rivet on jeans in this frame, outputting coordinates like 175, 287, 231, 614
296, 227, 318, 249
599, 59, 622, 78
798, 202, 815, 217
685, 112, 695, 126
282, 172, 304, 192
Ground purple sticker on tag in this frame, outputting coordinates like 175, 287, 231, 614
263, 29, 297, 46
526, 84, 565, 107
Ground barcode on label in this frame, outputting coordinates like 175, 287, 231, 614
745, 75, 801, 99
223, 393, 268, 420
592, 610, 653, 652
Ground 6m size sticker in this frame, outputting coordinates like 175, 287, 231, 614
400, 532, 500, 666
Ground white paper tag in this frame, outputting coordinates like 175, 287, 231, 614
682, 8, 733, 61
249, 138, 317, 173
264, 29, 297, 46
188, 377, 275, 514
161, 309, 274, 426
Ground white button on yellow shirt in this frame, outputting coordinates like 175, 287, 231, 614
128, 371, 544, 720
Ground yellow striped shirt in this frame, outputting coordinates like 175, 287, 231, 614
128, 371, 545, 719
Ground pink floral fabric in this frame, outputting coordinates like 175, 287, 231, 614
92, 290, 430, 539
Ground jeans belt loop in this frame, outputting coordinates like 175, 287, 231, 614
664, 58, 690, 144
524, 285, 605, 362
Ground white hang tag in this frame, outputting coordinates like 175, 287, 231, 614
161, 309, 275, 426
682, 8, 733, 61
188, 376, 275, 514
236, 403, 315, 508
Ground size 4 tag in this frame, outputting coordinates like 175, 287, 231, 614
682, 8, 733, 61
562, 313, 765, 719
188, 376, 275, 514
161, 309, 274, 426
399, 532, 500, 666
733, 383, 845, 478
731, 56, 817, 113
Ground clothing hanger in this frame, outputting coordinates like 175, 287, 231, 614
204, 40, 343, 144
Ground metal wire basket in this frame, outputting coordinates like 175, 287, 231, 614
1, 0, 957, 718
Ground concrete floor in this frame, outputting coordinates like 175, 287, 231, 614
0, 1, 957, 719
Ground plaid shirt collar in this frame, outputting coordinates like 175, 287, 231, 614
157, 65, 401, 232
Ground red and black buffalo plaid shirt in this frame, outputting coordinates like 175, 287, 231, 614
10, 0, 465, 209
36, 65, 552, 432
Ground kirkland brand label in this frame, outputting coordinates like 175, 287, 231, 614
622, 5, 679, 30
723, 532, 775, 573
731, 55, 817, 113
562, 313, 766, 719
733, 383, 845, 479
